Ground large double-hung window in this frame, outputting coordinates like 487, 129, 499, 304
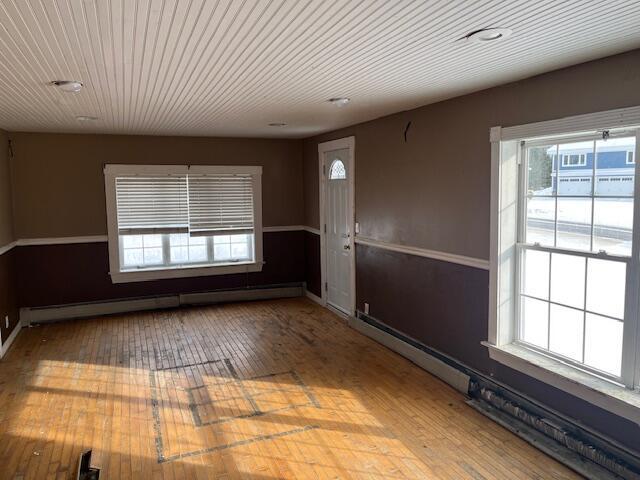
104, 165, 263, 283
520, 133, 636, 381
488, 107, 640, 423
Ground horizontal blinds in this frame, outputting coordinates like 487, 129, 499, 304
187, 174, 254, 236
116, 176, 188, 234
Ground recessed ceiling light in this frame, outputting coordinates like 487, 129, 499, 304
51, 80, 83, 93
268, 122, 286, 127
465, 27, 512, 43
327, 97, 350, 107
76, 115, 98, 122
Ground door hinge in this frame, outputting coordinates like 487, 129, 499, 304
324, 282, 328, 291
324, 224, 327, 233
323, 164, 326, 176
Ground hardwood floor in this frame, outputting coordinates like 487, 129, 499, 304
0, 298, 580, 479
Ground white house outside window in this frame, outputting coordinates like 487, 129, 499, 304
104, 165, 263, 283
488, 107, 640, 424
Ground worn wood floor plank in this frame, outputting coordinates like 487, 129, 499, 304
0, 298, 581, 479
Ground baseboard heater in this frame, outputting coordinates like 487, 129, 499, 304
20, 283, 303, 325
353, 311, 640, 480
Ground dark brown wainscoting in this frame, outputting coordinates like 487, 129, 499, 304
355, 243, 640, 455
0, 248, 19, 345
304, 231, 321, 297
16, 230, 305, 308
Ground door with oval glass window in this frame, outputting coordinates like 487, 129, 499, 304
323, 147, 353, 314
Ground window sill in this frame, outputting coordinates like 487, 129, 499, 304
110, 261, 263, 283
482, 341, 640, 425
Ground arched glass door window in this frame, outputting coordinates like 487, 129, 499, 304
329, 159, 346, 180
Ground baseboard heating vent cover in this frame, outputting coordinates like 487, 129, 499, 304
468, 381, 640, 480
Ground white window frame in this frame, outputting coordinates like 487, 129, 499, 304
561, 153, 586, 167
104, 164, 263, 283
487, 105, 640, 424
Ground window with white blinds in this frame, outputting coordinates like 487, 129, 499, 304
104, 165, 263, 283
116, 176, 189, 234
187, 174, 254, 236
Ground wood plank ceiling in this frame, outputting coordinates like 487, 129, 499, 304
0, 0, 638, 138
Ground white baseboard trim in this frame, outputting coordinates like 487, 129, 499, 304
0, 322, 21, 359
347, 315, 470, 394
21, 285, 303, 325
21, 296, 179, 325
304, 288, 323, 306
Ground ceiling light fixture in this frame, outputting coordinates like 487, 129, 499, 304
327, 97, 350, 107
76, 115, 98, 122
268, 122, 286, 127
465, 27, 512, 43
51, 80, 83, 93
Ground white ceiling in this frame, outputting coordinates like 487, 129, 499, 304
0, 0, 639, 138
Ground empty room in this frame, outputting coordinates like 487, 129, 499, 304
2, 1, 640, 479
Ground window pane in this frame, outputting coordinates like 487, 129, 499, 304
522, 249, 549, 299
169, 234, 210, 264
214, 244, 231, 261
586, 258, 626, 319
556, 197, 591, 251
595, 136, 636, 197
189, 245, 208, 262
230, 234, 248, 243
593, 198, 633, 256
143, 247, 163, 265
123, 249, 143, 267
557, 141, 593, 197
231, 243, 248, 259
519, 135, 635, 378
549, 304, 584, 361
214, 235, 231, 244
584, 313, 623, 376
122, 235, 143, 248
526, 196, 555, 246
527, 145, 555, 196
521, 297, 548, 348
169, 233, 189, 246
143, 234, 163, 248
189, 235, 207, 245
329, 159, 346, 180
550, 253, 585, 309
170, 246, 188, 263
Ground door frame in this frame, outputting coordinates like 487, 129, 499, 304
318, 136, 356, 316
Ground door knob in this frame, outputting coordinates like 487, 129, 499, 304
343, 244, 351, 250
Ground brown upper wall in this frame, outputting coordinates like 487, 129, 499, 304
10, 133, 304, 239
303, 49, 640, 260
0, 129, 13, 246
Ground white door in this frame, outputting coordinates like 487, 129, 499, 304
324, 148, 352, 314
